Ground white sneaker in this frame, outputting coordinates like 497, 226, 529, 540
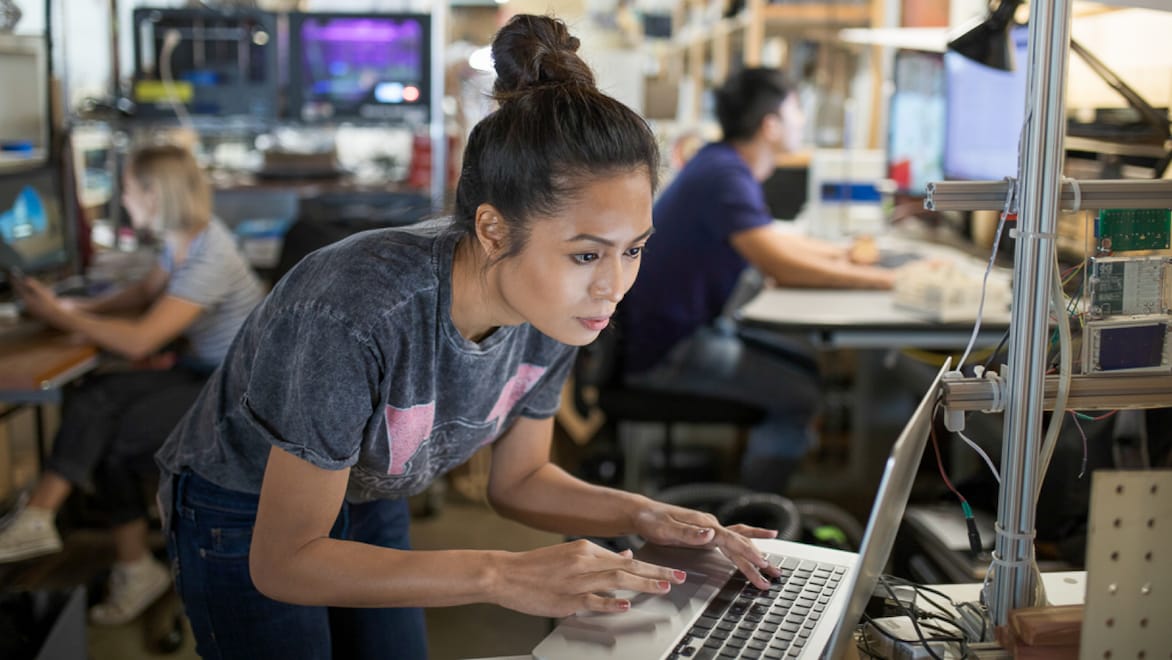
0, 507, 63, 562
89, 556, 173, 626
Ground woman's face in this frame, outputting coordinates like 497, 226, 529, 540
493, 170, 654, 346
121, 171, 159, 232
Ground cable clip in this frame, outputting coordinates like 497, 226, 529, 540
1062, 176, 1082, 213
974, 366, 1005, 414
1008, 228, 1058, 240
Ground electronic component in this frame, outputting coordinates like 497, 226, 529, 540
1089, 256, 1169, 318
1095, 208, 1171, 253
1165, 261, 1172, 312
862, 616, 962, 659
1082, 315, 1172, 374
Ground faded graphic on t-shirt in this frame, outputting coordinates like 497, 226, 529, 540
385, 363, 548, 475
385, 402, 437, 475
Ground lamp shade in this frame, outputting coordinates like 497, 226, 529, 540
946, 0, 1023, 71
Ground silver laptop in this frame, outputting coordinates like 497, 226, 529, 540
533, 359, 952, 660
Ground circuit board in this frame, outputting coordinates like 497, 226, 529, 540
1095, 208, 1171, 253
1089, 256, 1169, 317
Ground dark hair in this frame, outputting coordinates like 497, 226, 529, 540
453, 14, 660, 261
715, 67, 792, 142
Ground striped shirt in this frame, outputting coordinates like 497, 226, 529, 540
159, 219, 265, 369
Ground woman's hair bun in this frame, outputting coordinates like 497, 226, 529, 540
491, 14, 595, 98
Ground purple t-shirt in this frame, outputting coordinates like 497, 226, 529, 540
156, 220, 575, 506
621, 142, 772, 374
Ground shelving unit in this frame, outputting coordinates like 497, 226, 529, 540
657, 0, 886, 149
0, 32, 50, 172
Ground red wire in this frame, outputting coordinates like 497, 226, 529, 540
1079, 409, 1119, 422
929, 406, 966, 504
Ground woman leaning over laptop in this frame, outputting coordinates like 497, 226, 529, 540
153, 14, 783, 660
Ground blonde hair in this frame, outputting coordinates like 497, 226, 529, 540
126, 144, 212, 233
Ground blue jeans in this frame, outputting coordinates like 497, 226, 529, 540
167, 471, 427, 660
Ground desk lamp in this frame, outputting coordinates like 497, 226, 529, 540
948, 0, 1022, 72
949, 0, 1171, 173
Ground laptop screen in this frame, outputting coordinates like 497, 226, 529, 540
823, 358, 951, 657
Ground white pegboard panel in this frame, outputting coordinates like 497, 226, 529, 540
1081, 470, 1172, 659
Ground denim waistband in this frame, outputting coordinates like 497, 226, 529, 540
173, 470, 260, 521
172, 470, 352, 538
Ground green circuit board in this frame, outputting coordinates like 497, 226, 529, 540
1095, 208, 1171, 253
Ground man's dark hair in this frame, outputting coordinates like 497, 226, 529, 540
714, 67, 792, 143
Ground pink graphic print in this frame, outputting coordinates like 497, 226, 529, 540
483, 364, 547, 440
384, 403, 436, 475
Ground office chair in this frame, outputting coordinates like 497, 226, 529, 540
572, 325, 766, 491
272, 191, 431, 283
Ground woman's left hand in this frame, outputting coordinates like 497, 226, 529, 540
633, 502, 782, 589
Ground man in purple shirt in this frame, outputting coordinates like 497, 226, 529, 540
621, 68, 900, 495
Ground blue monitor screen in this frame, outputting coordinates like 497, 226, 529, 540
0, 167, 72, 284
944, 26, 1030, 181
887, 50, 946, 195
290, 13, 430, 123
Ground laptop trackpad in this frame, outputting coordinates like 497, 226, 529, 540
558, 571, 708, 643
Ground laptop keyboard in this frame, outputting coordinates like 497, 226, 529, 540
668, 554, 847, 660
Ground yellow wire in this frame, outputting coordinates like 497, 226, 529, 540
900, 347, 997, 368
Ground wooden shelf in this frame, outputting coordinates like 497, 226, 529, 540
661, 0, 879, 139
760, 3, 872, 29
776, 151, 812, 168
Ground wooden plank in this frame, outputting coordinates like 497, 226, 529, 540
0, 333, 98, 392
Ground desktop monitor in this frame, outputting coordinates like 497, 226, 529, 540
943, 25, 1030, 181
0, 166, 75, 287
130, 7, 279, 121
288, 13, 431, 125
762, 167, 809, 221
887, 49, 946, 195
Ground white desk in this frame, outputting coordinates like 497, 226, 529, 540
737, 231, 1012, 349
930, 571, 1086, 608
734, 238, 1011, 498
738, 288, 1010, 350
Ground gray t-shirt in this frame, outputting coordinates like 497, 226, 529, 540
159, 218, 266, 369
156, 220, 576, 509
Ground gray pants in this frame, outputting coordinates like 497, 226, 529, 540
46, 368, 208, 524
626, 320, 822, 493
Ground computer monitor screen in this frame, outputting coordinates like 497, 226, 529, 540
887, 50, 946, 195
943, 26, 1030, 181
131, 8, 279, 120
288, 13, 430, 124
0, 166, 73, 285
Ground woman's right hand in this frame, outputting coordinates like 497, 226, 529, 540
490, 540, 687, 618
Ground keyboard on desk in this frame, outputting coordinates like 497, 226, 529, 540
876, 250, 921, 269
674, 554, 848, 660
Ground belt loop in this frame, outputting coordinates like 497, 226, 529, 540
175, 471, 195, 521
